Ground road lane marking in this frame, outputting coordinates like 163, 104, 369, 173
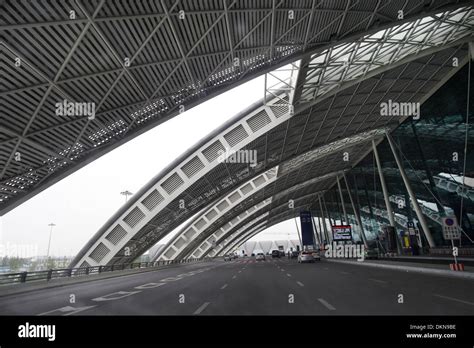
38, 305, 97, 316
433, 294, 474, 306
92, 291, 141, 302
286, 273, 292, 277
369, 278, 387, 284
238, 270, 241, 273
296, 281, 304, 287
339, 271, 349, 275
232, 275, 237, 279
281, 269, 285, 272
135, 282, 166, 289
193, 302, 210, 315
221, 284, 228, 289
318, 298, 336, 311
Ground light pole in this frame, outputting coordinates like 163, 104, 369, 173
120, 190, 133, 203
46, 223, 56, 269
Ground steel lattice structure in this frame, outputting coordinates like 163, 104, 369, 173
64, 4, 474, 268
1, 0, 471, 215
0, 2, 472, 267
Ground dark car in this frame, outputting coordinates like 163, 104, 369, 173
271, 250, 280, 258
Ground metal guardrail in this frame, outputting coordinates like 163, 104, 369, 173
0, 258, 209, 286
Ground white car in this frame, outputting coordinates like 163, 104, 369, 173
298, 251, 315, 263
255, 253, 265, 261
311, 250, 321, 261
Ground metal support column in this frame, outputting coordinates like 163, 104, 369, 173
410, 121, 445, 215
343, 172, 368, 247
372, 140, 396, 228
310, 213, 320, 246
362, 172, 376, 222
294, 216, 303, 248
373, 139, 403, 254
319, 196, 330, 242
323, 195, 335, 226
385, 133, 436, 248
317, 213, 324, 244
337, 176, 348, 224
334, 188, 342, 224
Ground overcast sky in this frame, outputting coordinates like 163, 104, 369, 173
0, 73, 300, 258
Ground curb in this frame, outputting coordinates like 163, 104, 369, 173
326, 259, 474, 280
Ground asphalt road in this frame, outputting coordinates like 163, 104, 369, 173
1, 257, 474, 315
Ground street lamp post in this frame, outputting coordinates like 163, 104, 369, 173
120, 190, 133, 203
46, 223, 56, 269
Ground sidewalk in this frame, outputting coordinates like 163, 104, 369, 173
325, 258, 474, 280
381, 255, 474, 266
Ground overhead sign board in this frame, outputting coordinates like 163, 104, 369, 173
300, 211, 315, 246
332, 225, 352, 241
442, 217, 461, 240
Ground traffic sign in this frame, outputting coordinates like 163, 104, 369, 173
442, 217, 461, 240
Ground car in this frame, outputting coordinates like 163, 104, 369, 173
271, 250, 280, 258
256, 253, 265, 261
311, 250, 321, 261
298, 251, 315, 263
233, 254, 238, 259
251, 253, 255, 257
223, 255, 232, 261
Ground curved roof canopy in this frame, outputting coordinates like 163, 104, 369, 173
68, 4, 474, 268
1, 0, 470, 215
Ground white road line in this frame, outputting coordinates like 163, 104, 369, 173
281, 269, 285, 272
318, 298, 336, 311
369, 278, 388, 284
339, 271, 349, 275
134, 282, 166, 289
193, 302, 210, 315
38, 305, 96, 316
238, 270, 241, 273
221, 284, 228, 290
92, 291, 141, 302
433, 294, 474, 306
232, 275, 237, 279
286, 273, 292, 277
296, 281, 304, 287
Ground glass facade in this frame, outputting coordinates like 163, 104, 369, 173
317, 63, 473, 251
